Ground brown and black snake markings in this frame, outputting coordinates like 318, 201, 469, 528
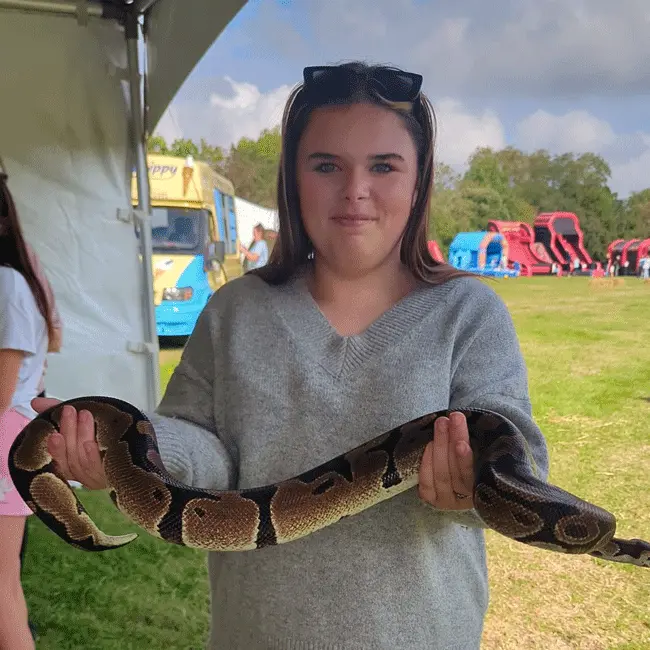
7, 396, 650, 567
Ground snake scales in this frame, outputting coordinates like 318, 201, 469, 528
7, 396, 650, 567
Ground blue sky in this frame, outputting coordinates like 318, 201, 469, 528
154, 0, 650, 198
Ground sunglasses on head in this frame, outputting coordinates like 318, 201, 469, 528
302, 65, 423, 104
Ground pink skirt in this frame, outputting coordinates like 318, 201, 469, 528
0, 409, 33, 517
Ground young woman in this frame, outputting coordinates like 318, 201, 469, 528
34, 62, 549, 650
0, 171, 57, 649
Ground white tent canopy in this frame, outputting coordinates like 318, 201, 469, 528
0, 0, 247, 412
235, 197, 279, 240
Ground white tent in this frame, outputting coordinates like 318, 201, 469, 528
0, 0, 247, 412
235, 196, 279, 241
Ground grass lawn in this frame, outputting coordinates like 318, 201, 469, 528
22, 276, 650, 649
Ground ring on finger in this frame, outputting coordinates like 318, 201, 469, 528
453, 491, 469, 500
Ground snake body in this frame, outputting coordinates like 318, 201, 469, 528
7, 396, 650, 567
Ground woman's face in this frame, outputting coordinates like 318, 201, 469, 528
296, 102, 419, 277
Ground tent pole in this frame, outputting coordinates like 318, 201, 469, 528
133, 0, 159, 14
125, 11, 161, 411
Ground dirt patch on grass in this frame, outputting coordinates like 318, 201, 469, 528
588, 277, 625, 290
482, 534, 650, 650
544, 413, 633, 429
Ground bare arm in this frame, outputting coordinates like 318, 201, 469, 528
238, 243, 260, 262
0, 348, 24, 415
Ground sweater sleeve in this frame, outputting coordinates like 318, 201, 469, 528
152, 298, 236, 492
431, 279, 550, 529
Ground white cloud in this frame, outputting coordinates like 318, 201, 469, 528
154, 105, 184, 144
207, 77, 292, 145
433, 99, 506, 166
610, 137, 650, 197
155, 77, 293, 150
516, 110, 616, 153
515, 110, 650, 197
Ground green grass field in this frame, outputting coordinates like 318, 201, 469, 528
22, 276, 650, 649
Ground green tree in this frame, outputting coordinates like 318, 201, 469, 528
547, 153, 617, 259
461, 147, 537, 224
429, 189, 473, 253
464, 148, 510, 196
147, 135, 169, 154
617, 189, 650, 241
198, 139, 225, 168
433, 162, 461, 192
148, 135, 225, 171
458, 182, 510, 230
222, 126, 282, 208
168, 138, 200, 159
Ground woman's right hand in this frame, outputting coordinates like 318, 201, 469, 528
31, 397, 108, 490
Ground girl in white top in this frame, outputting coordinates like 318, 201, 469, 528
0, 170, 56, 650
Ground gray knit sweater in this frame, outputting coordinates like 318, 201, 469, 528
150, 269, 549, 650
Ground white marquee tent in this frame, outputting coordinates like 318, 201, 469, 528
0, 0, 247, 412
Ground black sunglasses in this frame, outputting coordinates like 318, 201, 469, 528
303, 65, 423, 103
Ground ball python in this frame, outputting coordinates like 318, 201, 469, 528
7, 396, 650, 567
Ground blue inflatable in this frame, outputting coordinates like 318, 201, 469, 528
448, 232, 519, 277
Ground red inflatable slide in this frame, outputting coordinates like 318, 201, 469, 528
607, 237, 650, 275
625, 238, 650, 274
533, 212, 592, 269
427, 240, 444, 263
486, 221, 553, 276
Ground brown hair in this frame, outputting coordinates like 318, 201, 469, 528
248, 61, 473, 285
0, 173, 56, 343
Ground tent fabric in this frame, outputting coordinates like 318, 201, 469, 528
235, 197, 279, 243
145, 0, 247, 131
0, 10, 157, 409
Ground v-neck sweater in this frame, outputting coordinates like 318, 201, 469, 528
152, 269, 549, 650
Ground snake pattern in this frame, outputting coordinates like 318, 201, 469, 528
7, 396, 650, 567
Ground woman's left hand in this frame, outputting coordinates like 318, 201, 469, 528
418, 412, 475, 510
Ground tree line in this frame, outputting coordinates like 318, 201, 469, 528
148, 131, 650, 261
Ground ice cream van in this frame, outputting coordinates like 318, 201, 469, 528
131, 154, 239, 338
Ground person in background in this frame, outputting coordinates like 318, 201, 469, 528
20, 241, 64, 638
239, 222, 269, 271
0, 169, 57, 650
639, 253, 650, 280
